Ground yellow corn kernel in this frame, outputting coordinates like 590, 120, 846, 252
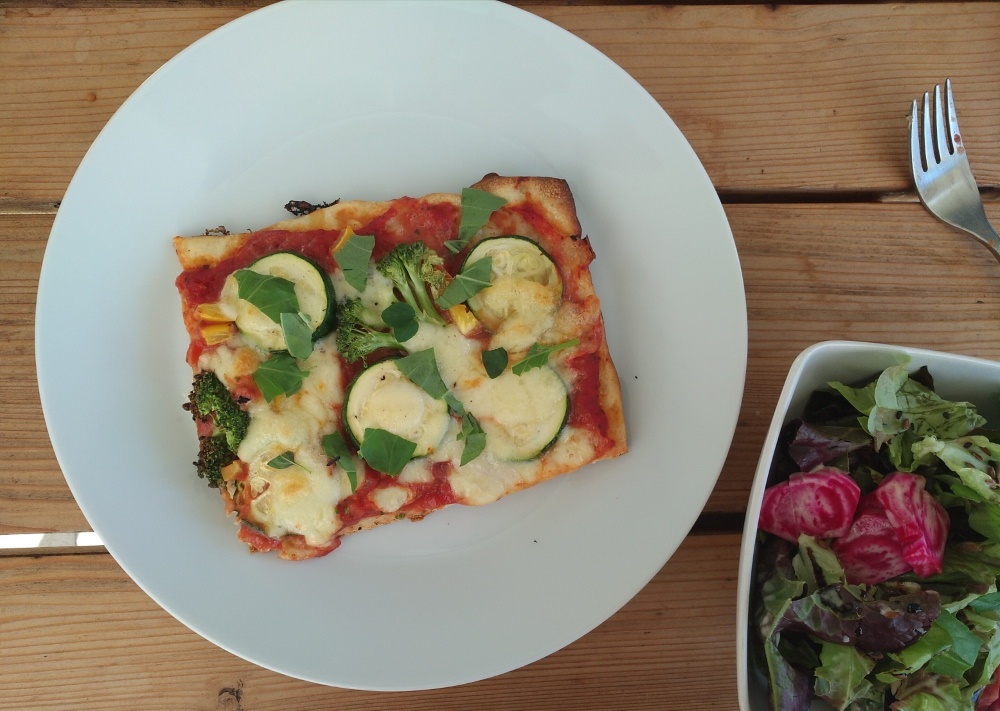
221, 460, 243, 483
448, 304, 482, 336
200, 322, 236, 345
331, 226, 356, 255
194, 302, 236, 323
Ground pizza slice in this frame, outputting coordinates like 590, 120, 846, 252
174, 174, 626, 560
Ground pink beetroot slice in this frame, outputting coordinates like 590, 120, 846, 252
758, 467, 861, 544
833, 495, 912, 585
873, 472, 950, 578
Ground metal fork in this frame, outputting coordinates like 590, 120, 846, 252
910, 79, 1000, 263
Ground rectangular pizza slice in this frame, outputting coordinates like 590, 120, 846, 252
174, 174, 627, 560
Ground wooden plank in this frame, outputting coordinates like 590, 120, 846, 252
1, 3, 999, 204
0, 532, 740, 710
6, 202, 1000, 531
713, 200, 1000, 513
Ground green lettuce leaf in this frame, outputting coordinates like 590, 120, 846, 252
813, 643, 875, 710
829, 365, 985, 459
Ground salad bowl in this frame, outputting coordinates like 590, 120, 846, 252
737, 340, 1000, 711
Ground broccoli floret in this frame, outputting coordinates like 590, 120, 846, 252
188, 371, 249, 450
335, 298, 408, 364
185, 372, 249, 488
195, 434, 236, 488
375, 242, 446, 324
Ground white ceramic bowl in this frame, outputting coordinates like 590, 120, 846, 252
736, 340, 1000, 711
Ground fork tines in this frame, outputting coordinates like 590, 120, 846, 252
911, 78, 962, 174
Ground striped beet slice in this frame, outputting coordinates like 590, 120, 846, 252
758, 467, 861, 543
833, 495, 912, 585
873, 472, 949, 578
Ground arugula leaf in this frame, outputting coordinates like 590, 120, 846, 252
512, 339, 579, 375
444, 188, 507, 254
253, 352, 309, 403
395, 349, 448, 399
333, 232, 376, 293
233, 269, 299, 322
267, 451, 297, 469
280, 312, 314, 359
359, 428, 416, 477
458, 412, 486, 466
322, 431, 358, 492
381, 302, 417, 342
482, 347, 508, 379
436, 256, 493, 310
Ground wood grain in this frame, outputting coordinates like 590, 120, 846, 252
1, 3, 999, 205
6, 202, 1000, 532
0, 532, 740, 710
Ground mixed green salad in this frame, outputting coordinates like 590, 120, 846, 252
753, 364, 1000, 711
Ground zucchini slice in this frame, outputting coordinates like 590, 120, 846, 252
343, 359, 450, 458
227, 252, 336, 351
462, 236, 563, 351
475, 364, 569, 461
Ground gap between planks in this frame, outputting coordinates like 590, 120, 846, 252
7, 191, 1000, 217
0, 513, 745, 559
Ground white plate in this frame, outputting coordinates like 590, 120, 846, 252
36, 0, 746, 691
737, 341, 1000, 710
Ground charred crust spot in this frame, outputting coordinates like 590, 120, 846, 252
284, 199, 340, 217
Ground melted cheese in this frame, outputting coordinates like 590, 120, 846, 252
404, 322, 575, 504
199, 274, 594, 542
208, 340, 352, 546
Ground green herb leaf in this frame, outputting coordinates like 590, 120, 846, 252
445, 188, 507, 254
253, 352, 309, 403
395, 349, 448, 399
359, 428, 416, 476
322, 431, 358, 492
512, 339, 579, 375
267, 451, 297, 469
381, 302, 417, 342
436, 256, 492, 310
482, 347, 508, 379
233, 269, 299, 322
444, 392, 466, 417
334, 233, 376, 293
457, 412, 486, 466
280, 312, 314, 359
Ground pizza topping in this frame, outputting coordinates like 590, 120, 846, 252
467, 365, 569, 461
512, 339, 580, 375
436, 257, 493, 310
343, 359, 451, 459
185, 371, 251, 487
463, 236, 562, 352
444, 187, 508, 254
224, 251, 336, 352
252, 352, 310, 403
482, 347, 508, 379
332, 230, 376, 293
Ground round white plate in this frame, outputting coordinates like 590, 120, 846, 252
36, 0, 746, 691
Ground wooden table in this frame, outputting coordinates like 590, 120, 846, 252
2, 2, 999, 708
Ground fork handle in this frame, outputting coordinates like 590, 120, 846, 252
959, 209, 1000, 265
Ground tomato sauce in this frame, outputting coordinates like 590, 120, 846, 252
359, 198, 460, 259
335, 461, 459, 531
175, 228, 343, 306
567, 352, 611, 442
